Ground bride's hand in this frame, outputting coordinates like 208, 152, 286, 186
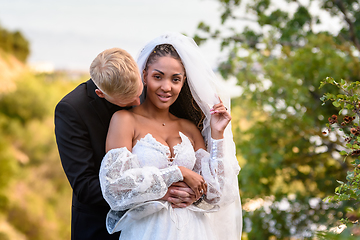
178, 166, 207, 200
210, 99, 231, 139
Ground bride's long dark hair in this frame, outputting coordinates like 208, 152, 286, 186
144, 44, 205, 132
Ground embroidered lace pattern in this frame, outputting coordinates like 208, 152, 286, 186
99, 146, 183, 211
99, 132, 231, 217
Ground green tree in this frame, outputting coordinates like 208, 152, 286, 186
194, 0, 360, 238
0, 74, 50, 125
0, 23, 30, 62
12, 30, 30, 62
317, 77, 360, 239
0, 65, 85, 239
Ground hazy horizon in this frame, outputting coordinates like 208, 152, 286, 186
0, 0, 224, 71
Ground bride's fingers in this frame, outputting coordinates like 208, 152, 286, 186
190, 186, 201, 199
214, 94, 223, 104
199, 180, 206, 195
210, 103, 231, 117
203, 182, 208, 195
210, 108, 229, 115
197, 184, 207, 197
211, 102, 228, 112
210, 109, 232, 121
199, 188, 204, 196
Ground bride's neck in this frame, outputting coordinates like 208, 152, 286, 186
136, 101, 172, 122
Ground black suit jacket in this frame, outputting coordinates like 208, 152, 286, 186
55, 79, 123, 240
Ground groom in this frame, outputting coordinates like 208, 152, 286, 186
55, 48, 196, 240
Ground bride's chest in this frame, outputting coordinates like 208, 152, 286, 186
132, 132, 196, 169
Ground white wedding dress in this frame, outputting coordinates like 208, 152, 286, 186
99, 132, 239, 240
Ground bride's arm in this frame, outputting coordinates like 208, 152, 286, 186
99, 147, 184, 211
193, 140, 225, 204
100, 110, 184, 211
191, 101, 237, 205
105, 110, 134, 152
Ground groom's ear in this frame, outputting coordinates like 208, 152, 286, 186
95, 89, 105, 98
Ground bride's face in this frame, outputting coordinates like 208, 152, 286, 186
143, 56, 186, 109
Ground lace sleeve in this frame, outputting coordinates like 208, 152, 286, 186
193, 138, 238, 206
99, 147, 183, 211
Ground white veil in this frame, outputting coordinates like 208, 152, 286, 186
136, 32, 242, 240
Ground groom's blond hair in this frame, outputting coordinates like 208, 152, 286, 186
90, 48, 140, 98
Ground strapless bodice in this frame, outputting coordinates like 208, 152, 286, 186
132, 132, 196, 170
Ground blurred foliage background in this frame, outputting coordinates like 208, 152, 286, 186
1, 0, 360, 239
194, 0, 360, 239
0, 26, 87, 239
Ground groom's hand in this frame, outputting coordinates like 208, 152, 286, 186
161, 182, 196, 208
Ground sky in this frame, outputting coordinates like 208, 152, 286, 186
0, 0, 225, 72
0, 0, 342, 79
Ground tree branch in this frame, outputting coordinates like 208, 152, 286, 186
230, 16, 258, 23
334, 0, 360, 51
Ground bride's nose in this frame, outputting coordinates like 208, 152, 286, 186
160, 79, 172, 92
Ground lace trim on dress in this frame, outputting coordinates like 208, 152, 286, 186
99, 132, 238, 235
136, 133, 171, 158
99, 147, 183, 212
134, 132, 196, 169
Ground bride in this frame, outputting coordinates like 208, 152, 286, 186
99, 32, 242, 240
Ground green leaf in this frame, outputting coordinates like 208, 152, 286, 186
339, 194, 350, 201
346, 104, 354, 110
340, 151, 348, 155
333, 101, 340, 107
319, 81, 327, 89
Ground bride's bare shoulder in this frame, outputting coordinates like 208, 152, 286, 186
178, 118, 198, 131
111, 109, 137, 125
178, 118, 205, 148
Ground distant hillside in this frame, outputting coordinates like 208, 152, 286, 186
0, 49, 80, 240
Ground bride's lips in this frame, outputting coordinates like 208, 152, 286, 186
157, 93, 172, 102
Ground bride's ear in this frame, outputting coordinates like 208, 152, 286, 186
142, 69, 147, 85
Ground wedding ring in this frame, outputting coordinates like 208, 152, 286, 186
200, 189, 204, 194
